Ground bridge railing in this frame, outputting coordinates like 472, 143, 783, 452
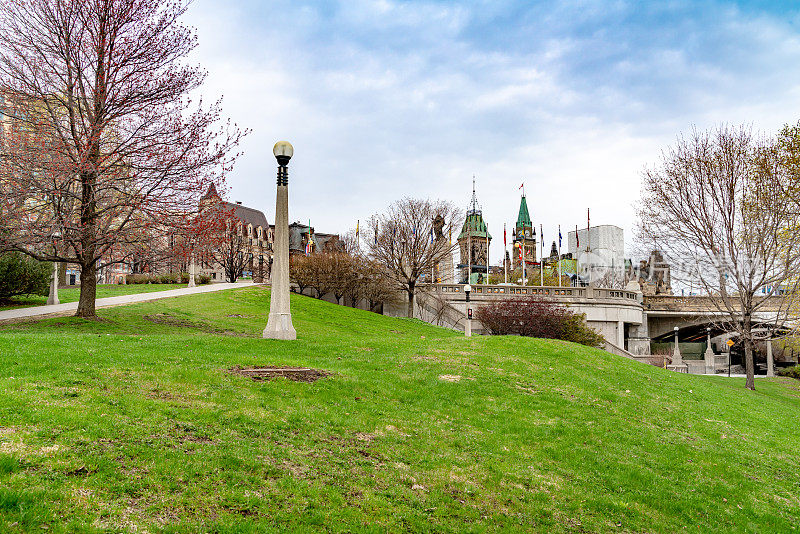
423, 283, 640, 302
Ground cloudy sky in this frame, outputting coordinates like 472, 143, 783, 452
185, 0, 800, 262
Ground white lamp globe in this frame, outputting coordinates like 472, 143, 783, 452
273, 141, 294, 159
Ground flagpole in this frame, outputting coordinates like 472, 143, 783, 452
468, 227, 472, 284
558, 225, 562, 287
486, 231, 489, 285
539, 224, 544, 286
586, 208, 591, 283
503, 223, 507, 284
575, 224, 580, 286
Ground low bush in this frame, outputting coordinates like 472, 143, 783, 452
778, 366, 800, 380
0, 253, 51, 301
475, 296, 605, 347
125, 274, 149, 284
124, 273, 210, 285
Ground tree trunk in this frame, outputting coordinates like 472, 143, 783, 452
744, 339, 755, 390
58, 262, 67, 286
406, 282, 415, 318
743, 315, 755, 391
76, 260, 97, 317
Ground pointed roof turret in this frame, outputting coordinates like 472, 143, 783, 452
516, 194, 532, 228
458, 177, 491, 240
202, 183, 220, 200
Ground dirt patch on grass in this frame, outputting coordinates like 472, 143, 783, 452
229, 365, 331, 382
144, 313, 253, 337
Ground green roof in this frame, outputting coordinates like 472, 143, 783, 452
516, 195, 532, 228
458, 211, 491, 241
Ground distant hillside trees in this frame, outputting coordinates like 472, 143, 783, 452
290, 253, 395, 313
638, 125, 800, 390
0, 0, 243, 317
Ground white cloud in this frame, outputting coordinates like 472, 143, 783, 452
184, 0, 800, 260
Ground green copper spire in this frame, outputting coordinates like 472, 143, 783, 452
458, 177, 492, 240
516, 195, 532, 228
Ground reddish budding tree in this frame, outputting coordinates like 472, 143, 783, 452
0, 0, 244, 316
188, 198, 253, 283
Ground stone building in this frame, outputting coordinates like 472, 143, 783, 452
637, 250, 673, 296
432, 214, 455, 283
199, 184, 272, 282
283, 222, 344, 256
457, 183, 491, 284
567, 224, 625, 284
512, 194, 537, 271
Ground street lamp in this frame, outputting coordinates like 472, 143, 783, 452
46, 229, 62, 305
464, 283, 472, 337
704, 326, 715, 374
263, 140, 297, 340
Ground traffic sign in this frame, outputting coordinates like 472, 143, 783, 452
726, 339, 735, 347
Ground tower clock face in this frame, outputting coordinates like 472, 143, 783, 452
525, 229, 530, 238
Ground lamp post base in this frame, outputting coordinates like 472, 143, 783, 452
263, 312, 296, 340
46, 262, 59, 306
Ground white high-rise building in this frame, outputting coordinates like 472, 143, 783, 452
567, 225, 625, 282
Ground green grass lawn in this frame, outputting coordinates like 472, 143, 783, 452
0, 283, 188, 311
0, 286, 799, 532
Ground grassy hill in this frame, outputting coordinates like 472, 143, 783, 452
0, 283, 187, 311
0, 286, 799, 532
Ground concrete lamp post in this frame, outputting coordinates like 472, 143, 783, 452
464, 283, 472, 337
672, 326, 682, 366
46, 230, 61, 306
263, 140, 297, 340
704, 326, 715, 374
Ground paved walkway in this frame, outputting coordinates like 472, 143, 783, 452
0, 282, 256, 323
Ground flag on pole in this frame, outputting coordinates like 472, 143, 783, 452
305, 219, 313, 255
374, 225, 378, 245
557, 224, 563, 287
575, 225, 579, 248
504, 223, 507, 247
356, 220, 359, 238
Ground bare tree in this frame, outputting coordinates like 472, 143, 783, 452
638, 125, 800, 390
289, 255, 313, 295
0, 0, 243, 316
360, 260, 397, 313
367, 197, 460, 318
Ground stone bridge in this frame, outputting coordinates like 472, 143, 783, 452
644, 295, 788, 340
385, 283, 650, 355
383, 284, 796, 369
